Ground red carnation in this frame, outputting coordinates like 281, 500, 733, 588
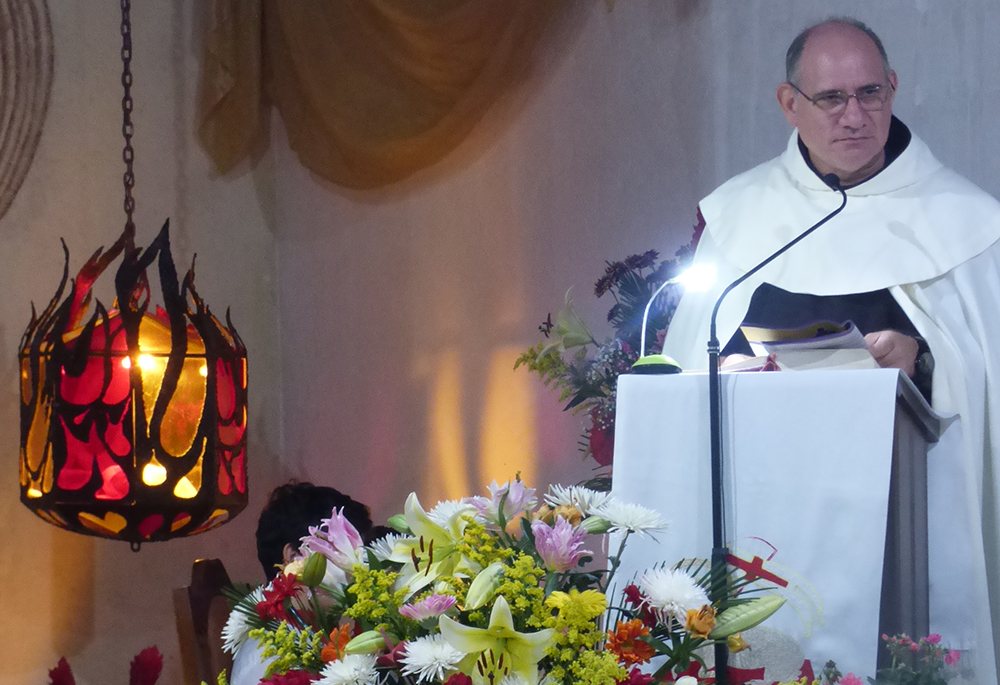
618, 667, 654, 685
256, 573, 303, 622
260, 669, 319, 685
48, 657, 75, 685
444, 675, 473, 685
129, 647, 163, 685
589, 420, 615, 467
622, 584, 657, 627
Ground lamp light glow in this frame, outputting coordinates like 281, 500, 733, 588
674, 264, 717, 292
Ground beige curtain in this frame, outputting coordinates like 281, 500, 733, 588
198, 0, 562, 189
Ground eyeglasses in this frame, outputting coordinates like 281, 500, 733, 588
788, 82, 893, 114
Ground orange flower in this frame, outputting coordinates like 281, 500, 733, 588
686, 604, 716, 639
552, 505, 583, 525
321, 624, 352, 663
606, 619, 657, 666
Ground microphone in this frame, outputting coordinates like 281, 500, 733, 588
707, 173, 845, 685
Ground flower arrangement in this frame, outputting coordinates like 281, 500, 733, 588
515, 216, 703, 474
218, 477, 791, 685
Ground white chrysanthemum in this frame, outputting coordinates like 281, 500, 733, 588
428, 499, 477, 527
221, 587, 264, 653
400, 634, 466, 682
317, 654, 379, 685
369, 532, 403, 562
592, 500, 668, 537
544, 485, 612, 516
638, 567, 709, 623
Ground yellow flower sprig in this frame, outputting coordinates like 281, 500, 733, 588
543, 589, 625, 685
344, 564, 407, 634
250, 622, 324, 677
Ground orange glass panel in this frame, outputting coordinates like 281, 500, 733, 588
25, 400, 51, 472
170, 513, 192, 532
78, 511, 127, 535
160, 357, 207, 456
20, 358, 32, 405
41, 452, 54, 494
138, 353, 167, 432
191, 509, 229, 534
173, 451, 204, 499
36, 509, 67, 527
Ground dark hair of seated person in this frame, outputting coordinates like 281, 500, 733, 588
256, 481, 373, 581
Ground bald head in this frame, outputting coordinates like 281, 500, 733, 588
786, 19, 891, 85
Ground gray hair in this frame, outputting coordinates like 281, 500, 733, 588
785, 18, 891, 84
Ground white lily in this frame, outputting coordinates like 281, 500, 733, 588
388, 493, 479, 596
439, 596, 555, 685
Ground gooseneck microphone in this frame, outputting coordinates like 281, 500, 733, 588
709, 173, 846, 685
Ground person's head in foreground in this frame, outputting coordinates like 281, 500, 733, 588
255, 481, 373, 581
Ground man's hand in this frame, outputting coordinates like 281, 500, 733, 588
864, 330, 919, 376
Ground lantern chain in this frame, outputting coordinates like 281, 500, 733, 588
120, 0, 135, 232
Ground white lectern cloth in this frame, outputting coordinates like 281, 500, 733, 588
611, 369, 966, 678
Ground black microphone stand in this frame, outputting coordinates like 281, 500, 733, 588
708, 175, 846, 684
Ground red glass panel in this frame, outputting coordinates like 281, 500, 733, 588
138, 514, 163, 538
58, 417, 97, 491
94, 451, 128, 500
218, 421, 245, 447
59, 357, 105, 406
217, 455, 232, 496
216, 359, 236, 420
105, 402, 132, 457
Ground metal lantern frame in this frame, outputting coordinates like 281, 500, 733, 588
19, 225, 248, 548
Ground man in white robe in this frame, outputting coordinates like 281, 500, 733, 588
663, 18, 1000, 681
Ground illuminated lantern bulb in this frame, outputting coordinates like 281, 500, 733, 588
137, 354, 155, 371
199, 364, 207, 377
121, 356, 131, 369
142, 456, 167, 486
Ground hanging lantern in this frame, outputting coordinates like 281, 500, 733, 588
19, 224, 248, 549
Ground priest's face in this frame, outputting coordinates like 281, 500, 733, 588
776, 23, 897, 186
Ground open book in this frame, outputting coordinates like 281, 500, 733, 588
725, 320, 878, 372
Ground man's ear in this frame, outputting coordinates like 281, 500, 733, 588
888, 69, 898, 92
776, 82, 799, 128
282, 542, 298, 564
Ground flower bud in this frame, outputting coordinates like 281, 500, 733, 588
465, 562, 505, 610
709, 594, 785, 639
580, 516, 611, 534
387, 514, 410, 534
301, 552, 328, 588
345, 630, 390, 655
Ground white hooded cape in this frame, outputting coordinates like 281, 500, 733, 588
663, 127, 1000, 681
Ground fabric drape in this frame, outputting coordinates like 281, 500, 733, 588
198, 0, 561, 189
